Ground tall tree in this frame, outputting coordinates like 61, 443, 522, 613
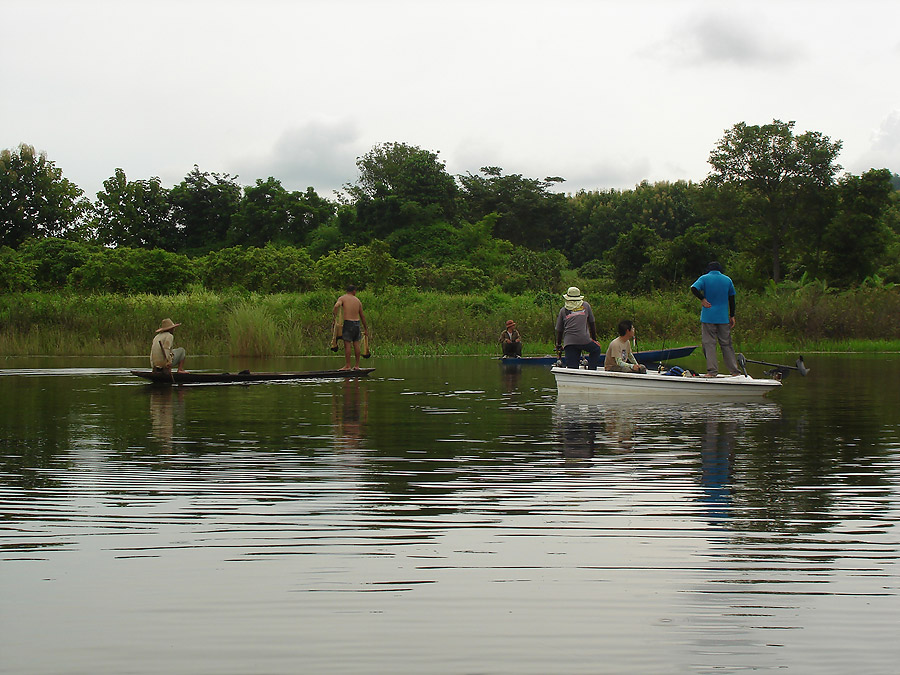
228, 178, 335, 247
705, 120, 842, 282
93, 168, 176, 249
169, 166, 242, 252
458, 167, 573, 250
821, 169, 895, 285
344, 142, 458, 239
0, 144, 89, 247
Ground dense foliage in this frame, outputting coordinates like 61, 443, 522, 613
2, 123, 898, 297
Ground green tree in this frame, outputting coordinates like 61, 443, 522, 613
570, 180, 702, 268
0, 144, 89, 246
605, 223, 661, 293
344, 142, 458, 239
229, 178, 334, 247
169, 166, 242, 252
459, 166, 573, 249
93, 168, 176, 248
705, 120, 842, 282
821, 169, 895, 285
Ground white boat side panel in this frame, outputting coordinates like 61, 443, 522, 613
551, 367, 781, 398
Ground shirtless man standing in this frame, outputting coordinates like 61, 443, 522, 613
333, 285, 369, 370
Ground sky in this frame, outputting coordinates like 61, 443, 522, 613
2, 0, 899, 201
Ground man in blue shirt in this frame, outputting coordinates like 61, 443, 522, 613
691, 262, 740, 377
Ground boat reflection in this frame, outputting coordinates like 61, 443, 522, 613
552, 396, 782, 483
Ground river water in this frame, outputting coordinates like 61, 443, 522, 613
2, 354, 899, 674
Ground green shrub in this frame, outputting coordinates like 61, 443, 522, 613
19, 237, 96, 290
416, 263, 491, 293
0, 246, 35, 292
68, 248, 197, 294
201, 244, 316, 293
314, 240, 413, 290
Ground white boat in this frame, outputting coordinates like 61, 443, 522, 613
551, 366, 782, 398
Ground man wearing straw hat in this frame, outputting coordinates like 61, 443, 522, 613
555, 287, 602, 370
150, 318, 188, 374
499, 319, 523, 358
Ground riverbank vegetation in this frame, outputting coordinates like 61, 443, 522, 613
2, 120, 899, 357
2, 284, 899, 357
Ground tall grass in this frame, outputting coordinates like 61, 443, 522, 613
1, 285, 899, 357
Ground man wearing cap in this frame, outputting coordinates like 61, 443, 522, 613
555, 287, 602, 370
691, 262, 740, 377
150, 318, 187, 374
499, 320, 523, 358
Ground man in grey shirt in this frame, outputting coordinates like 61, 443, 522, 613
555, 287, 602, 370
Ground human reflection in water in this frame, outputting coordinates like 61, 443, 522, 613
698, 417, 738, 523
148, 386, 185, 452
553, 402, 635, 459
500, 364, 521, 394
332, 378, 369, 450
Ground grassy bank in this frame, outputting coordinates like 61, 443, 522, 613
2, 285, 899, 357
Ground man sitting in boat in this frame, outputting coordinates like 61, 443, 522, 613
604, 319, 647, 374
555, 287, 603, 369
499, 320, 523, 358
150, 318, 187, 374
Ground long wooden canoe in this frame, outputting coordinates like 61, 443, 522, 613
131, 368, 375, 384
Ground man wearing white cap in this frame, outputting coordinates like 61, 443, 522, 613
555, 287, 602, 370
150, 318, 188, 374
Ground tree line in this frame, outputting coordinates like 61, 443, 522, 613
2, 120, 898, 296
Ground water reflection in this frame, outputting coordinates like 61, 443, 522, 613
332, 377, 369, 450
147, 386, 186, 452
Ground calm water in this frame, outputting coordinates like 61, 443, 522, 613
2, 354, 899, 674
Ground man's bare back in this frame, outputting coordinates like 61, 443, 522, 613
335, 293, 363, 321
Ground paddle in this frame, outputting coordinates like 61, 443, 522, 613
737, 353, 809, 379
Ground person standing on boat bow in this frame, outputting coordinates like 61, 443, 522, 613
150, 318, 188, 374
499, 320, 523, 358
333, 285, 369, 371
555, 287, 602, 370
691, 262, 740, 377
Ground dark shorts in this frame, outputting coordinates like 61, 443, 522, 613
342, 320, 361, 342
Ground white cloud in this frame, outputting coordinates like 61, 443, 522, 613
853, 111, 900, 174
649, 10, 803, 67
229, 120, 364, 197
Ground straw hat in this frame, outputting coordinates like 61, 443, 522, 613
563, 286, 584, 301
505, 320, 516, 328
155, 318, 181, 333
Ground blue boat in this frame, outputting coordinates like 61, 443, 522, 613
498, 345, 697, 367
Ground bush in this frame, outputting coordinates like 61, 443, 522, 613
19, 237, 96, 290
68, 247, 197, 294
416, 263, 492, 293
0, 246, 35, 291
201, 244, 316, 293
314, 240, 413, 290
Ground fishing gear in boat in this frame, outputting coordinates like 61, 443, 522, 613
736, 354, 809, 380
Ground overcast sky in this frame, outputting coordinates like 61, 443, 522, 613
3, 0, 898, 200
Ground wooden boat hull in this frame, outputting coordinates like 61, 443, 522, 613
552, 366, 781, 398
131, 368, 375, 384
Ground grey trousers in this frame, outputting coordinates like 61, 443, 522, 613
171, 347, 186, 368
701, 323, 738, 376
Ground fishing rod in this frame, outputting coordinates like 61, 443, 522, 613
736, 353, 809, 380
